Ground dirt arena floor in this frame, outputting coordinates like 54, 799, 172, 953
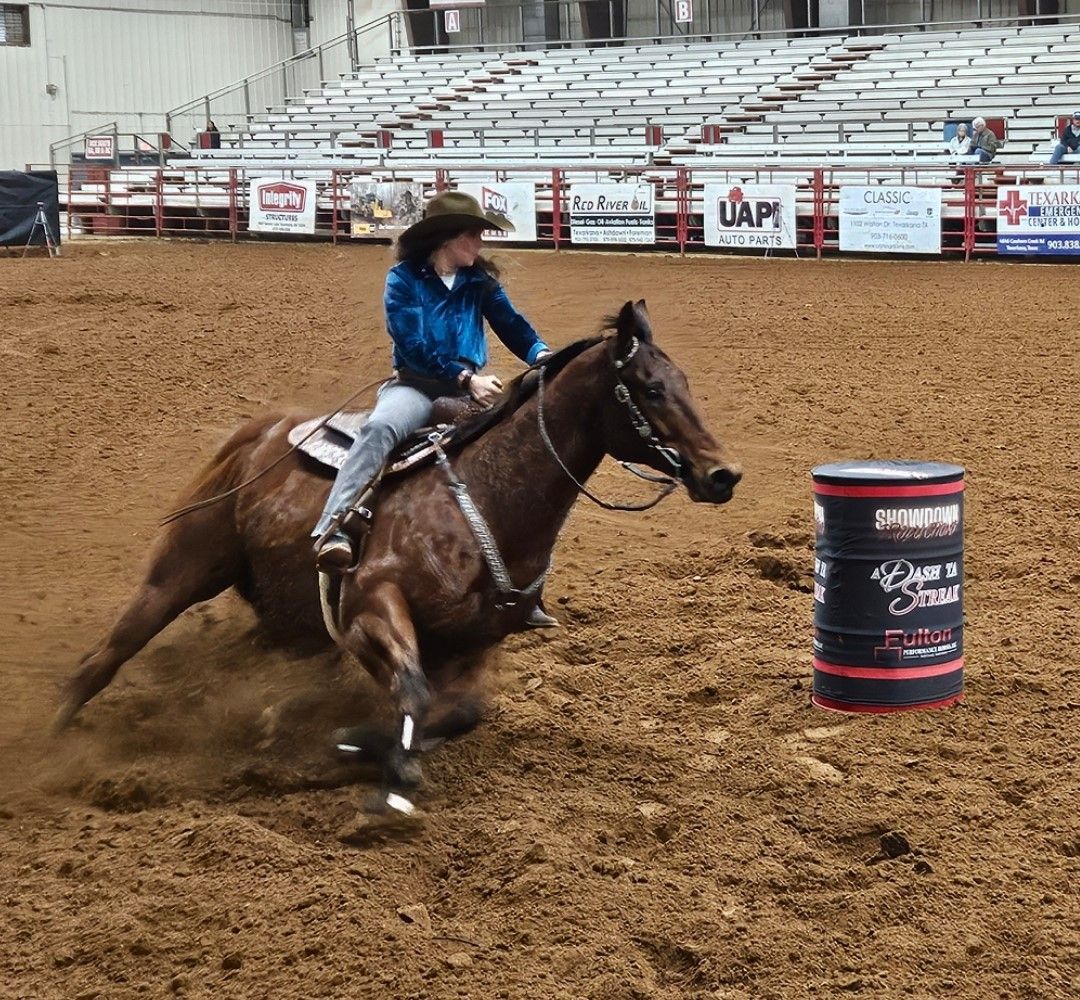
1, 241, 1077, 1000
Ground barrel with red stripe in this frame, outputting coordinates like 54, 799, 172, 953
811, 460, 965, 712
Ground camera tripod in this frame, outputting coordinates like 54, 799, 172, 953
23, 201, 60, 258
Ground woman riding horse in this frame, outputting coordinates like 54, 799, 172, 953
313, 192, 556, 628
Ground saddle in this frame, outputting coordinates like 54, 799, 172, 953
288, 394, 485, 477
302, 372, 541, 574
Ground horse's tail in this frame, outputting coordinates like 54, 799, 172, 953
161, 413, 289, 525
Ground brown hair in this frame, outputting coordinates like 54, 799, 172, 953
395, 222, 501, 280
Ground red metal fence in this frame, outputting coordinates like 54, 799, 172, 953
61, 163, 1080, 262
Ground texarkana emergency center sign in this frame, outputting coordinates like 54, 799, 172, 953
996, 185, 1080, 256
249, 179, 317, 234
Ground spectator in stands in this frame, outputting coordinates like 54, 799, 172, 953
969, 117, 1000, 163
206, 120, 221, 150
1049, 111, 1080, 165
312, 191, 558, 626
947, 122, 972, 156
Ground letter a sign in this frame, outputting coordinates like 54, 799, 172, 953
444, 9, 461, 32
675, 0, 693, 22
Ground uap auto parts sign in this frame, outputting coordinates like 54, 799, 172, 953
249, 179, 317, 234
457, 182, 537, 243
839, 186, 941, 254
703, 183, 797, 249
569, 183, 654, 245
996, 185, 1080, 256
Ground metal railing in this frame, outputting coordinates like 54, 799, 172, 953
164, 13, 403, 149
48, 121, 117, 172
49, 128, 189, 172
57, 160, 1080, 262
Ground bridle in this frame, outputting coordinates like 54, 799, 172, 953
535, 335, 683, 512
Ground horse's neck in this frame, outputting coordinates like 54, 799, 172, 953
454, 350, 607, 560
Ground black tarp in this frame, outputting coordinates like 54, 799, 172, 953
0, 171, 61, 247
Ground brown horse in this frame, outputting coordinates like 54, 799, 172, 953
57, 301, 741, 812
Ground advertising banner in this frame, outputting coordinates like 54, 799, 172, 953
703, 183, 797, 249
0, 171, 61, 247
248, 178, 317, 234
569, 182, 654, 245
350, 181, 424, 238
85, 135, 116, 161
996, 185, 1080, 255
457, 182, 537, 242
839, 186, 941, 254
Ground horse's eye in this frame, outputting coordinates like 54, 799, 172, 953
643, 385, 664, 401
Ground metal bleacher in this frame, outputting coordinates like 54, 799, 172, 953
67, 22, 1080, 224
178, 21, 1080, 180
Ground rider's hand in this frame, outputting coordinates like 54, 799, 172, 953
468, 373, 503, 407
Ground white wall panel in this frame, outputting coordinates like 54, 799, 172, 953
1, 1, 295, 169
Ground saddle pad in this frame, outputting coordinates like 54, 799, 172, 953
288, 411, 451, 476
288, 412, 370, 472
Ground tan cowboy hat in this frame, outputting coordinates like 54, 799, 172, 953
401, 191, 515, 241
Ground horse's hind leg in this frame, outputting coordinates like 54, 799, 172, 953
54, 510, 241, 731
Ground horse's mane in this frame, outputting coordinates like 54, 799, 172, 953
452, 335, 606, 445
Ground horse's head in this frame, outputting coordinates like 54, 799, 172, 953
599, 300, 742, 504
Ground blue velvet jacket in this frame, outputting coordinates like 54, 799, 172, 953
385, 260, 549, 383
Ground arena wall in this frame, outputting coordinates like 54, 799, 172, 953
1, 0, 303, 171
434, 0, 1080, 48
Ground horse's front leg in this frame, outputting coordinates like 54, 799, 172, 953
343, 580, 431, 814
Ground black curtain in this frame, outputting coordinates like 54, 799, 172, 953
0, 171, 61, 247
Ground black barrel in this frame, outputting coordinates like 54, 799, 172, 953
812, 460, 965, 713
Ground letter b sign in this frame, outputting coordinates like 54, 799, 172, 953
674, 0, 693, 22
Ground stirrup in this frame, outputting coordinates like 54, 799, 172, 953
314, 532, 356, 573
340, 504, 373, 538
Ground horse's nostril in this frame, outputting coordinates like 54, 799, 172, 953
708, 467, 742, 490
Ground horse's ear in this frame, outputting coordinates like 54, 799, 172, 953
614, 299, 653, 350
633, 299, 653, 342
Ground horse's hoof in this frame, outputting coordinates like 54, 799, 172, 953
525, 606, 560, 629
337, 794, 426, 843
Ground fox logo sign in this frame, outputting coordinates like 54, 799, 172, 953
481, 187, 509, 215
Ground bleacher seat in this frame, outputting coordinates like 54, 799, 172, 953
124, 20, 1080, 218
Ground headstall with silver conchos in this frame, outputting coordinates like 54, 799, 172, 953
534, 334, 682, 513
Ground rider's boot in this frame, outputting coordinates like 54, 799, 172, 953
315, 531, 355, 573
314, 499, 373, 574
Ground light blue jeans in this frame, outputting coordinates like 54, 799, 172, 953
1050, 142, 1078, 165
312, 381, 433, 538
